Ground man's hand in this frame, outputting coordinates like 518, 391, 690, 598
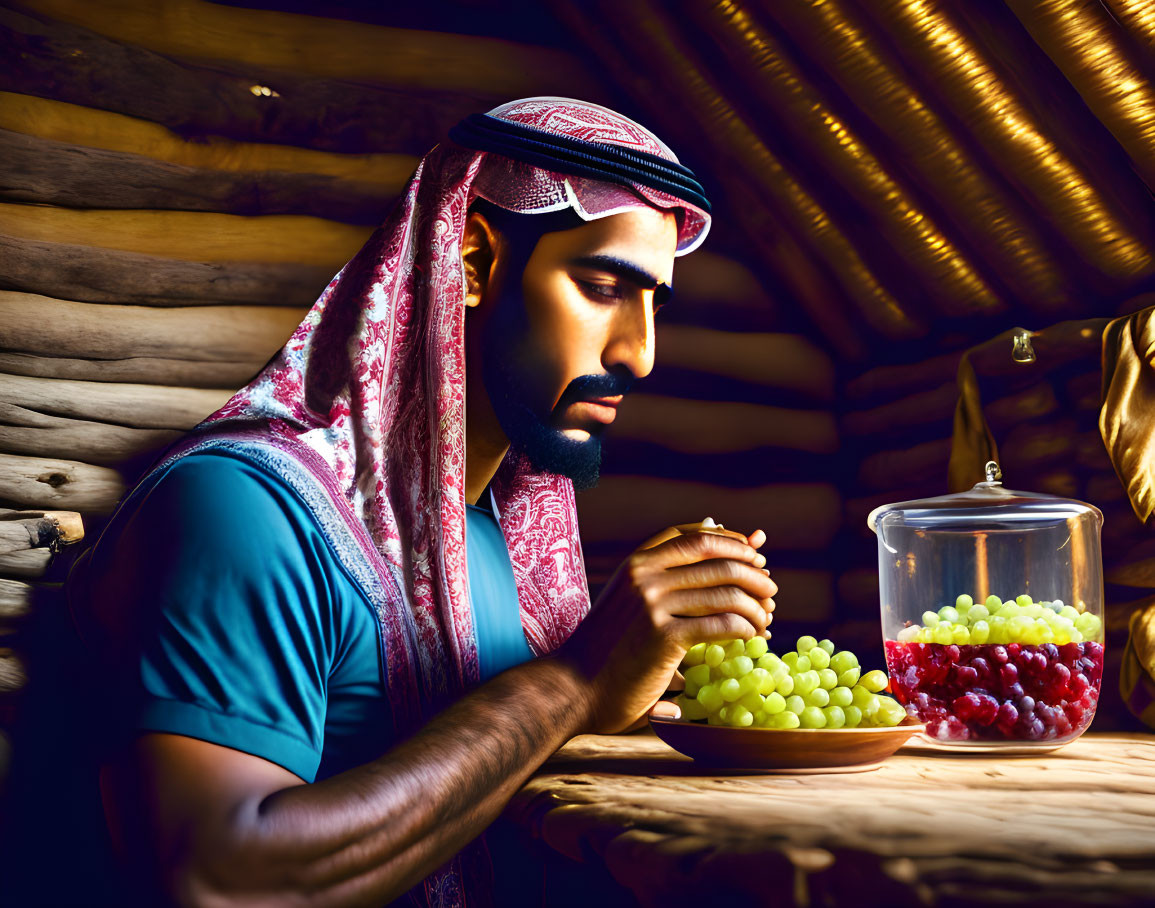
559, 524, 777, 734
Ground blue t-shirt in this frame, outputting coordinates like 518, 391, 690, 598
74, 452, 531, 782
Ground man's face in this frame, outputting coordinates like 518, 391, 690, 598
476, 205, 679, 489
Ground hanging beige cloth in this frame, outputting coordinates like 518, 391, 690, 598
1121, 600, 1155, 729
1101, 305, 1155, 728
1101, 305, 1155, 523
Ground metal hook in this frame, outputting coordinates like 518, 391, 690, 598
1012, 330, 1036, 363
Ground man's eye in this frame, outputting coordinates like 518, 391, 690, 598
577, 279, 623, 301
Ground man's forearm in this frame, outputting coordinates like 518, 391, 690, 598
186, 656, 591, 907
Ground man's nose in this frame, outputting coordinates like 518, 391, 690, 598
603, 293, 656, 381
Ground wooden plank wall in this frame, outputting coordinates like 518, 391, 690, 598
0, 0, 846, 734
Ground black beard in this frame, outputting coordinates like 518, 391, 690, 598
481, 329, 633, 491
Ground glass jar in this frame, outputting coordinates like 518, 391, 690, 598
868, 462, 1104, 750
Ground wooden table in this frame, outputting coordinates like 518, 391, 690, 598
505, 731, 1155, 907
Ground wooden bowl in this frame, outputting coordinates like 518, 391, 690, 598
649, 715, 923, 772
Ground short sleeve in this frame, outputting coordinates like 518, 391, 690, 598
79, 454, 345, 782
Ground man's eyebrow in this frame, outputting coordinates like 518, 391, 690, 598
569, 254, 672, 294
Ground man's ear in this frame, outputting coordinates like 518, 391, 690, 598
462, 210, 501, 309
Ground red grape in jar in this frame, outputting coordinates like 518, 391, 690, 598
884, 641, 1103, 743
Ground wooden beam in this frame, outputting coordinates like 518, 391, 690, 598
656, 327, 836, 401
842, 383, 958, 437
1006, 0, 1155, 190
0, 292, 301, 364
0, 351, 256, 389
612, 394, 838, 455
672, 251, 774, 307
0, 128, 400, 225
0, 549, 52, 579
577, 477, 841, 550
0, 202, 371, 268
0, 509, 83, 555
0, 578, 44, 619
24, 0, 594, 98
0, 649, 26, 692
669, 250, 779, 328
845, 351, 963, 405
0, 235, 334, 305
0, 453, 125, 513
858, 438, 953, 491
0, 384, 199, 464
837, 567, 879, 613
0, 7, 496, 155
0, 417, 182, 467
601, 444, 832, 489
0, 374, 231, 429
0, 91, 417, 185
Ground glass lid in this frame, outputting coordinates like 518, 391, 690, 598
868, 461, 1103, 533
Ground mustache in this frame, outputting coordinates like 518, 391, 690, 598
555, 369, 635, 411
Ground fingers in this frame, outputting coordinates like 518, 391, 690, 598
762, 597, 776, 636
748, 528, 767, 549
621, 698, 681, 732
656, 558, 778, 600
671, 611, 761, 646
661, 586, 770, 634
642, 530, 763, 572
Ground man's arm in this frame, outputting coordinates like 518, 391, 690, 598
104, 656, 590, 908
103, 529, 775, 907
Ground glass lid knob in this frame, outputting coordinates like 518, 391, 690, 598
984, 460, 1003, 484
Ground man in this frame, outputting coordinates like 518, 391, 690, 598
69, 98, 776, 906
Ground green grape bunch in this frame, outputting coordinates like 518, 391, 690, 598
676, 635, 909, 729
896, 593, 1103, 646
